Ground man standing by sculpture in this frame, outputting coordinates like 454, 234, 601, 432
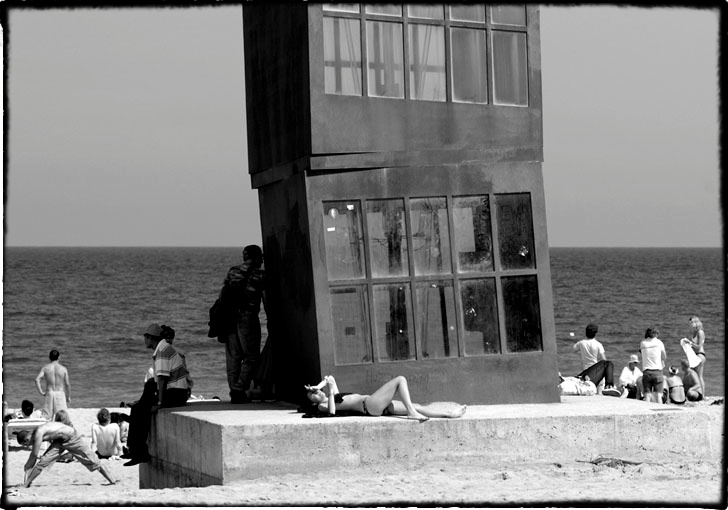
35, 350, 71, 419
216, 245, 267, 404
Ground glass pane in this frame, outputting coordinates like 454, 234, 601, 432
451, 28, 487, 104
373, 283, 414, 361
324, 17, 363, 96
365, 4, 402, 16
410, 197, 451, 275
366, 199, 409, 278
323, 201, 365, 280
416, 281, 457, 359
502, 276, 542, 352
450, 5, 485, 22
323, 4, 360, 13
453, 196, 494, 273
490, 5, 526, 26
408, 24, 445, 101
460, 278, 500, 355
492, 31, 528, 106
331, 286, 372, 364
367, 21, 404, 98
495, 193, 535, 270
408, 5, 444, 20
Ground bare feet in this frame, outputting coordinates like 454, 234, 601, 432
406, 412, 429, 422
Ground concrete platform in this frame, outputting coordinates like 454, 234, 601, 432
139, 397, 723, 489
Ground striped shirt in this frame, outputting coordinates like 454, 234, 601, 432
153, 339, 190, 390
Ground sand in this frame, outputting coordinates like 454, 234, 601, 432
2, 401, 724, 507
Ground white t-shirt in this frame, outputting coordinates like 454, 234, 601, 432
619, 366, 643, 387
573, 338, 605, 370
640, 337, 666, 370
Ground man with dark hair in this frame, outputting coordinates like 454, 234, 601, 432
216, 245, 267, 404
35, 349, 71, 419
572, 323, 619, 396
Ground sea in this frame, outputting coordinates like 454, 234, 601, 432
2, 247, 723, 409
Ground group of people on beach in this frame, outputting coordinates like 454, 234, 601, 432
567, 316, 708, 404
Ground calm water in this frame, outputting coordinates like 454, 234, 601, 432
2, 247, 723, 408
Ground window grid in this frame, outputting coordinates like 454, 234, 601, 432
322, 4, 528, 105
326, 192, 540, 364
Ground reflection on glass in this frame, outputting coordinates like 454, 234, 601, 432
502, 276, 542, 352
460, 278, 500, 355
451, 28, 487, 104
323, 201, 365, 280
331, 286, 372, 364
490, 5, 526, 26
365, 4, 402, 16
410, 197, 451, 275
408, 24, 445, 101
323, 4, 360, 13
367, 21, 404, 98
408, 5, 444, 20
415, 281, 457, 359
492, 31, 528, 106
366, 199, 409, 278
373, 283, 415, 361
453, 196, 493, 272
450, 4, 485, 22
495, 193, 535, 270
324, 17, 362, 96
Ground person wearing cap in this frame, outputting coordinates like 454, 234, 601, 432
216, 245, 267, 404
618, 354, 643, 399
663, 365, 686, 405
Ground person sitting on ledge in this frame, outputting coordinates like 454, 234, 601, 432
304, 375, 466, 421
572, 323, 620, 396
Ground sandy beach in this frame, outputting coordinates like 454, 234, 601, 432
3, 400, 724, 507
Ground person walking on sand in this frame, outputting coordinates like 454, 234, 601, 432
639, 327, 667, 403
215, 245, 267, 404
19, 410, 116, 487
572, 324, 619, 396
35, 350, 71, 419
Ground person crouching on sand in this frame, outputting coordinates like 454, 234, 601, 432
304, 375, 466, 421
19, 410, 116, 487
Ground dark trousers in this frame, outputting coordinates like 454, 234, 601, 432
226, 310, 261, 397
578, 360, 615, 387
126, 379, 157, 460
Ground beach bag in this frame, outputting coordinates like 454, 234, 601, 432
207, 298, 227, 342
558, 376, 597, 396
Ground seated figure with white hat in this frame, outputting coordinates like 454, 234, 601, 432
618, 354, 643, 398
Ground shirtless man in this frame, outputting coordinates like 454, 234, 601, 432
35, 350, 71, 419
19, 411, 116, 487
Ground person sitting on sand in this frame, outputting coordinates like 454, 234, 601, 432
663, 366, 686, 405
618, 354, 643, 399
680, 359, 703, 402
572, 324, 620, 396
18, 410, 116, 487
90, 408, 122, 459
304, 375, 466, 421
4, 399, 48, 422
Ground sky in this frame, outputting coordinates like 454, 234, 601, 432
2, 5, 722, 247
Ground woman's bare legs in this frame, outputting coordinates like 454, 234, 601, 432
387, 401, 467, 418
366, 376, 428, 421
696, 356, 706, 395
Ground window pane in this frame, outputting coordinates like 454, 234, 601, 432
451, 28, 487, 104
408, 24, 445, 101
367, 21, 404, 98
460, 278, 500, 355
408, 5, 444, 20
495, 193, 535, 270
331, 286, 372, 364
490, 5, 526, 26
366, 199, 409, 278
323, 200, 365, 280
365, 4, 402, 16
450, 5, 485, 22
416, 281, 457, 359
410, 197, 451, 275
453, 196, 494, 273
324, 17, 363, 96
373, 283, 415, 361
492, 31, 528, 106
323, 4, 360, 13
502, 276, 542, 352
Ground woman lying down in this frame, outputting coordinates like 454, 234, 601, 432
304, 375, 467, 422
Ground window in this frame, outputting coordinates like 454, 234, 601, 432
323, 192, 541, 365
322, 4, 529, 105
